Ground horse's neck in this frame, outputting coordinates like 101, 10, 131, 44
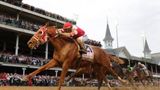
49, 36, 77, 53
49, 37, 65, 50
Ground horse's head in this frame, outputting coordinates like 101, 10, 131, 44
27, 23, 49, 49
27, 22, 60, 49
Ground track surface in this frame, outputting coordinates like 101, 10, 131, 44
0, 86, 160, 90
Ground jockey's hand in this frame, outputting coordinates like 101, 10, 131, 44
70, 32, 75, 37
57, 29, 64, 34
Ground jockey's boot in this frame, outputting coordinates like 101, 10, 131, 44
79, 41, 87, 54
80, 47, 87, 54
76, 38, 87, 54
144, 69, 149, 76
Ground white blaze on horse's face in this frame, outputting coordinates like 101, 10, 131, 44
27, 26, 47, 49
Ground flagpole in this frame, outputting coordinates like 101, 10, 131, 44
116, 24, 119, 48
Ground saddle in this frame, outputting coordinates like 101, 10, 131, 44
81, 44, 94, 62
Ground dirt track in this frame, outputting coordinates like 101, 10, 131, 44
0, 86, 160, 90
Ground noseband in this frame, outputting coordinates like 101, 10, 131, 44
32, 35, 41, 45
33, 27, 61, 44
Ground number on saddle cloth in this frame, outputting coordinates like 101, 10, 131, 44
81, 44, 94, 62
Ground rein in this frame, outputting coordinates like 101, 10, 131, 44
32, 35, 41, 46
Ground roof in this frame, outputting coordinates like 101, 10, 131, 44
151, 52, 160, 66
103, 47, 160, 66
104, 46, 131, 59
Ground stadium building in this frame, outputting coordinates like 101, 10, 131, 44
0, 0, 77, 77
103, 21, 160, 75
0, 0, 102, 83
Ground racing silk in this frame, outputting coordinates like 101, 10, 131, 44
127, 66, 132, 72
138, 64, 147, 70
59, 26, 85, 38
72, 26, 85, 38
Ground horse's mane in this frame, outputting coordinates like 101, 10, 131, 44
47, 26, 76, 43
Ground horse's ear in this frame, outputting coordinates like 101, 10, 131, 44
53, 26, 57, 28
44, 22, 49, 27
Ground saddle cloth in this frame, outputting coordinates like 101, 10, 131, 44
81, 44, 94, 62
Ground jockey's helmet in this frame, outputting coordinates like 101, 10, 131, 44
63, 22, 72, 29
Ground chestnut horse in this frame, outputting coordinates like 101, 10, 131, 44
26, 24, 126, 90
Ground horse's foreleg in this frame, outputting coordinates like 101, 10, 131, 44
25, 59, 57, 80
58, 61, 70, 90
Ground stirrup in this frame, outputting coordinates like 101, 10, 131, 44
79, 49, 87, 54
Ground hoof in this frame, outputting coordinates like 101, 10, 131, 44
22, 77, 28, 81
22, 75, 31, 81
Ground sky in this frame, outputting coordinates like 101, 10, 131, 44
23, 0, 160, 57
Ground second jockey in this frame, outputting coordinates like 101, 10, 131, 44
59, 22, 87, 54
137, 62, 149, 76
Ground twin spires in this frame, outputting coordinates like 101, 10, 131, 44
103, 19, 114, 49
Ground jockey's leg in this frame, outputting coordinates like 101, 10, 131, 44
76, 37, 87, 54
24, 58, 58, 80
144, 69, 149, 76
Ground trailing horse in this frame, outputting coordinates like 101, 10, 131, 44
26, 23, 126, 90
125, 64, 154, 86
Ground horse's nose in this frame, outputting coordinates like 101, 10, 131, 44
27, 40, 32, 45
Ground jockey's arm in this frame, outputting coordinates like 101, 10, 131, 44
60, 29, 78, 37
60, 33, 71, 37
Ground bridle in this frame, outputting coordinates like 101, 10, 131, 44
32, 27, 48, 45
33, 26, 62, 43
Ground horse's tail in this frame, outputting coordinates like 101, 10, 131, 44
109, 55, 125, 64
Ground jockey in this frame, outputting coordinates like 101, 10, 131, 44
59, 22, 87, 54
137, 62, 149, 76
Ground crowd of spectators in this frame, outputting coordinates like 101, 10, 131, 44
0, 0, 76, 24
0, 72, 134, 87
0, 14, 40, 31
0, 72, 97, 86
0, 72, 59, 86
0, 51, 49, 66
84, 39, 102, 47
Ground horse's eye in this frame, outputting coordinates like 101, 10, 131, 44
38, 31, 42, 35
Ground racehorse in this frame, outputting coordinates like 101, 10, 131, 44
26, 23, 126, 90
67, 55, 125, 90
126, 64, 154, 86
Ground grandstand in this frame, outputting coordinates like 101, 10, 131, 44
0, 0, 78, 85
0, 0, 104, 86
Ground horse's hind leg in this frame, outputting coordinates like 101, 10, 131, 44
104, 64, 126, 84
100, 57, 126, 84
103, 76, 111, 88
97, 74, 111, 90
67, 67, 86, 81
97, 80, 103, 90
24, 58, 58, 80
